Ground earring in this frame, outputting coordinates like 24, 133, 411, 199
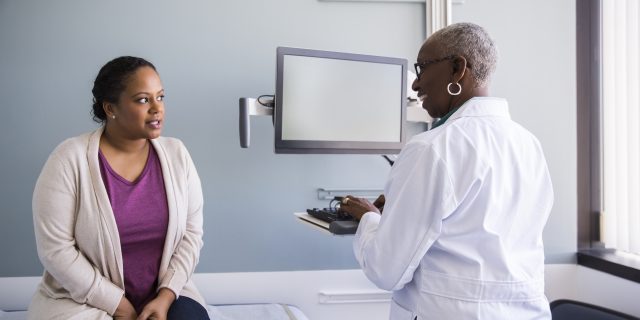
447, 82, 462, 96
111, 115, 116, 119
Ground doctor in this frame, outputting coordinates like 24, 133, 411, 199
340, 22, 553, 319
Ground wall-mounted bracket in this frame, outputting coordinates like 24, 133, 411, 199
317, 188, 384, 201
239, 97, 274, 148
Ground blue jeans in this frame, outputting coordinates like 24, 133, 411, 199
167, 296, 210, 320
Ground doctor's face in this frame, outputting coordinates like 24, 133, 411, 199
411, 41, 453, 118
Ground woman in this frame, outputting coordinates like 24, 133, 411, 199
29, 56, 210, 320
341, 23, 554, 319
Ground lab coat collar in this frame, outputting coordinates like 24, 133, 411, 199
448, 97, 510, 123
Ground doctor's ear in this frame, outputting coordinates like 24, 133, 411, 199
450, 56, 469, 81
451, 56, 468, 73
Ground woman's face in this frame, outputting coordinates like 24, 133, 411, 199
411, 41, 453, 118
109, 66, 165, 140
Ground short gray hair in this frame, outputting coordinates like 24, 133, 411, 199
428, 22, 498, 88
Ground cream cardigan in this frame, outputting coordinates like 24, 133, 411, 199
28, 127, 206, 319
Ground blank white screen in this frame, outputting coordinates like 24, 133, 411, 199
281, 55, 402, 142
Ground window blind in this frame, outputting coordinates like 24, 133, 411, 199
602, 0, 640, 254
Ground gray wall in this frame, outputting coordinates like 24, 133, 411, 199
0, 0, 576, 277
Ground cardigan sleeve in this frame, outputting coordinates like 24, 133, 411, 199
32, 151, 124, 315
157, 142, 204, 297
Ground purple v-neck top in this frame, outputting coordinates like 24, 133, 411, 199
98, 145, 169, 313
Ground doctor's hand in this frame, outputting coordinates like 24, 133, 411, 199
340, 195, 380, 221
372, 194, 385, 213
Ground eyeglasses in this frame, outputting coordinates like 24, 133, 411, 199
414, 55, 454, 80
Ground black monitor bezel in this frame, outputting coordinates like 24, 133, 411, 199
274, 46, 407, 154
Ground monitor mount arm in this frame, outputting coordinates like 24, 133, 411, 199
239, 97, 274, 148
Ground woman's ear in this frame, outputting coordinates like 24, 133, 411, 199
102, 102, 115, 118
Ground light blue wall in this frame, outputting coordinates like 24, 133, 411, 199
0, 0, 576, 277
453, 0, 577, 263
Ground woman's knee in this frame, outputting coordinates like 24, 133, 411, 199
167, 296, 209, 320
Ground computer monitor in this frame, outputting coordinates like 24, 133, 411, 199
274, 47, 407, 154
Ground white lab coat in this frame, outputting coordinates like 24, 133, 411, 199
354, 97, 553, 320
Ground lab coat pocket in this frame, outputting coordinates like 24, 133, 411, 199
390, 298, 416, 320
